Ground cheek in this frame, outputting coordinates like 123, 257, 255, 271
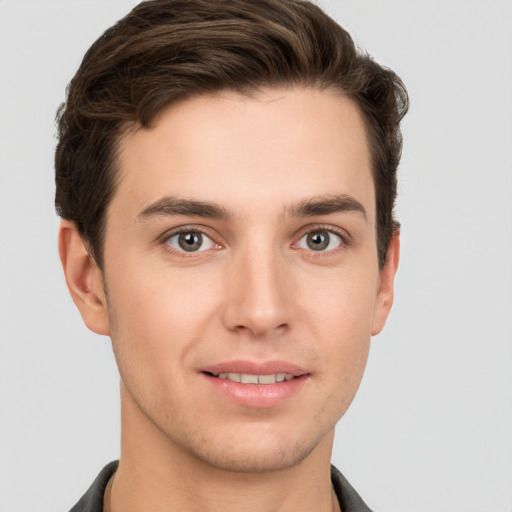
302, 265, 378, 337
301, 267, 377, 385
105, 261, 222, 361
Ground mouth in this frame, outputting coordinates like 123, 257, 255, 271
200, 361, 309, 408
204, 372, 297, 384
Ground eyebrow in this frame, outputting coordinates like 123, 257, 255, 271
137, 197, 232, 222
286, 195, 367, 221
136, 194, 367, 223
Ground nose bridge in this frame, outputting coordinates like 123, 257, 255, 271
222, 237, 290, 336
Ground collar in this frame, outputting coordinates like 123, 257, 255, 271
69, 461, 373, 512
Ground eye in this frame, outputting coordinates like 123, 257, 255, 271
296, 229, 343, 252
165, 231, 216, 253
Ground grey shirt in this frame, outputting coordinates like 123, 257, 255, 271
69, 461, 373, 512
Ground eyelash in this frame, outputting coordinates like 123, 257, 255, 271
293, 225, 351, 256
159, 224, 351, 256
160, 226, 221, 257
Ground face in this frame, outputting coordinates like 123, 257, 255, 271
67, 87, 398, 473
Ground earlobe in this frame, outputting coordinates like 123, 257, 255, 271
371, 232, 400, 336
58, 220, 110, 335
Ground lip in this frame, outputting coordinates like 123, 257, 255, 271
200, 360, 310, 408
201, 360, 308, 377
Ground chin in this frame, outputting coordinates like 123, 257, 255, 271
168, 420, 333, 474
188, 438, 314, 474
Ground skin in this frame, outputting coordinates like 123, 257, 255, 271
59, 87, 399, 512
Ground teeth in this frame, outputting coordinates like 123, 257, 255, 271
215, 373, 295, 384
258, 374, 276, 384
241, 373, 259, 384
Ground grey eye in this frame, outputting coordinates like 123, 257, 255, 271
297, 230, 342, 252
166, 231, 215, 252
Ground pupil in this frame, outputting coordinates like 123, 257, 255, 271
178, 232, 202, 252
307, 231, 329, 251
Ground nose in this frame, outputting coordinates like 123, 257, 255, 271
221, 245, 291, 337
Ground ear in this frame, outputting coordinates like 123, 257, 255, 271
371, 232, 400, 336
58, 220, 110, 335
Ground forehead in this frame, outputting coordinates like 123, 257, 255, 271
113, 87, 374, 221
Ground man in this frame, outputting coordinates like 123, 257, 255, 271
55, 0, 408, 510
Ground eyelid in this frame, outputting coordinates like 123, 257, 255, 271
292, 224, 352, 251
159, 225, 222, 254
156, 223, 351, 254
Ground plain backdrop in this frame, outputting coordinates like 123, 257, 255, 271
1, 1, 511, 511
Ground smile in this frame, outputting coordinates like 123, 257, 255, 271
211, 372, 295, 384
201, 362, 309, 408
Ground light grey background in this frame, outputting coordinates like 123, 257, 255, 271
1, 1, 511, 511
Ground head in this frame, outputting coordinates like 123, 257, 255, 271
55, 0, 407, 271
56, 0, 408, 475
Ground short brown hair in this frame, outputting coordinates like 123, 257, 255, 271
55, 0, 408, 269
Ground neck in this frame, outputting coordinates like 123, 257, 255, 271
110, 385, 338, 512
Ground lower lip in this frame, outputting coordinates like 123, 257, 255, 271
202, 373, 309, 408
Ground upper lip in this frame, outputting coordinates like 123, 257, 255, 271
201, 360, 309, 377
